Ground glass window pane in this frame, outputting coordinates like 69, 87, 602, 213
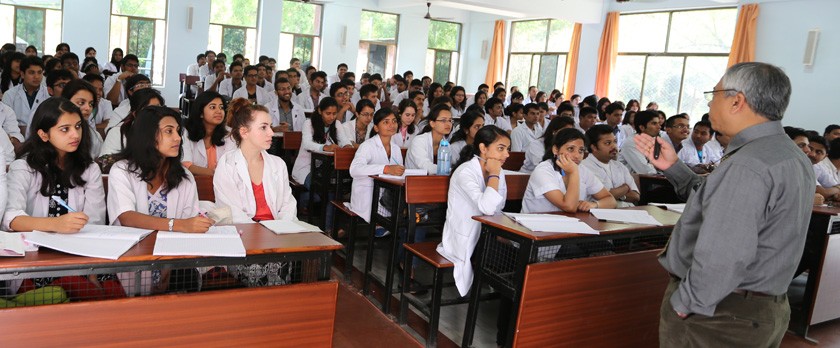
293, 35, 314, 67
555, 54, 568, 92
449, 52, 459, 84
537, 54, 558, 93
207, 24, 222, 56
385, 44, 397, 78
281, 0, 320, 35
360, 11, 398, 43
529, 55, 541, 88
510, 20, 548, 52
366, 43, 388, 75
667, 9, 737, 53
641, 56, 684, 115
547, 20, 573, 52
434, 51, 451, 84
506, 54, 531, 92
44, 9, 60, 55
127, 18, 154, 76
679, 56, 728, 120
428, 20, 460, 51
425, 49, 435, 81
0, 0, 61, 10
112, 0, 166, 19
617, 13, 669, 53
0, 5, 13, 47
222, 27, 246, 58
610, 55, 645, 104
15, 7, 44, 53
109, 15, 128, 59
210, 0, 257, 27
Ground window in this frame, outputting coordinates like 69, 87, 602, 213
110, 0, 167, 85
0, 0, 62, 56
279, 0, 322, 69
425, 20, 461, 84
356, 10, 399, 77
506, 19, 573, 93
610, 8, 737, 118
208, 0, 259, 64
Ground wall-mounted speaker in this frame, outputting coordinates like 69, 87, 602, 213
803, 29, 820, 66
481, 40, 488, 59
187, 6, 194, 31
340, 26, 347, 47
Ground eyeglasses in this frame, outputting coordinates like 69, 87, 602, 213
670, 124, 689, 130
703, 88, 736, 102
54, 82, 68, 89
359, 112, 373, 118
434, 118, 453, 124
124, 63, 139, 68
246, 74, 259, 78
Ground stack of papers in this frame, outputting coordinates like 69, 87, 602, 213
0, 232, 25, 257
504, 213, 599, 234
650, 203, 686, 214
23, 225, 154, 260
153, 226, 246, 257
590, 209, 664, 226
379, 169, 427, 180
502, 169, 529, 176
259, 220, 322, 234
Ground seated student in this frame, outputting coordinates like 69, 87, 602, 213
104, 54, 140, 106
825, 124, 840, 143
295, 70, 328, 114
343, 99, 375, 147
231, 65, 274, 107
6, 60, 61, 130
471, 90, 488, 112
505, 103, 525, 131
101, 48, 122, 77
509, 91, 525, 107
618, 110, 636, 145
267, 77, 306, 132
521, 116, 575, 173
582, 125, 640, 207
406, 104, 454, 174
327, 63, 348, 86
556, 102, 575, 121
784, 126, 834, 204
449, 111, 485, 165
619, 110, 660, 175
603, 102, 624, 139
329, 81, 355, 122
214, 98, 296, 224
661, 114, 690, 152
576, 106, 599, 134
409, 90, 426, 118
203, 59, 227, 93
104, 74, 151, 133
61, 80, 105, 159
482, 97, 511, 133
510, 103, 544, 152
808, 134, 840, 190
182, 91, 237, 176
677, 120, 718, 173
218, 61, 244, 99
393, 99, 418, 148
352, 83, 382, 111
536, 101, 550, 129
820, 138, 840, 192
99, 88, 164, 158
547, 89, 562, 114
60, 52, 81, 78
449, 86, 467, 119
521, 128, 616, 213
82, 73, 113, 130
423, 83, 444, 117
5, 97, 123, 301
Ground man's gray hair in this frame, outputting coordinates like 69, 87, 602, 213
721, 62, 791, 121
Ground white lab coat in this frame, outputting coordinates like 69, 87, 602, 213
105, 99, 130, 133
218, 78, 243, 99
267, 99, 306, 131
393, 125, 418, 148
106, 159, 201, 225
484, 114, 512, 133
87, 122, 103, 160
521, 160, 605, 213
510, 123, 543, 152
291, 118, 351, 184
449, 140, 467, 165
0, 158, 5, 228
99, 122, 125, 157
294, 90, 327, 113
103, 74, 126, 105
213, 149, 297, 223
349, 135, 403, 223
0, 102, 24, 142
3, 160, 106, 231
406, 132, 441, 175
1, 84, 50, 127
677, 138, 718, 166
521, 137, 545, 173
0, 128, 15, 165
231, 85, 276, 107
341, 119, 373, 145
91, 98, 113, 127
436, 156, 506, 296
182, 129, 237, 168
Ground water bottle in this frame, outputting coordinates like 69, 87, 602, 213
437, 139, 451, 175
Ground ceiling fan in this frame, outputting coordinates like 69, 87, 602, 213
424, 1, 454, 21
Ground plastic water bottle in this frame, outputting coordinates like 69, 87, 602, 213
437, 139, 451, 175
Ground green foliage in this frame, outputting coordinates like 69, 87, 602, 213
127, 17, 154, 75
15, 7, 44, 51
222, 27, 246, 59
433, 51, 450, 84
293, 36, 314, 67
281, 0, 318, 35
210, 0, 257, 27
360, 11, 397, 43
428, 20, 459, 51
112, 0, 166, 19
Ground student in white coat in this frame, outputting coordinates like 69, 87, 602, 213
213, 99, 297, 224
449, 86, 467, 120
103, 74, 151, 133
349, 108, 405, 224
61, 80, 104, 160
294, 71, 328, 113
231, 65, 275, 107
521, 116, 575, 173
267, 77, 306, 132
521, 128, 616, 213
182, 91, 237, 177
435, 126, 510, 344
99, 89, 164, 157
343, 99, 375, 147
2, 56, 49, 129
393, 99, 419, 148
217, 61, 244, 99
406, 104, 454, 174
448, 111, 485, 165
510, 103, 544, 152
0, 102, 24, 147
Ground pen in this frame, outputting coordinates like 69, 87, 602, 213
51, 196, 76, 213
653, 136, 662, 160
200, 211, 217, 226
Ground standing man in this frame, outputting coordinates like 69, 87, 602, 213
634, 62, 812, 347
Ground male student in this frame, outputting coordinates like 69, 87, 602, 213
393, 79, 423, 107
661, 115, 691, 152
268, 77, 305, 132
389, 77, 408, 104
677, 120, 718, 172
808, 134, 840, 189
556, 103, 575, 120
483, 97, 511, 133
576, 106, 598, 134
786, 127, 839, 201
203, 59, 227, 93
603, 102, 624, 143
187, 53, 205, 76
583, 124, 640, 207
105, 74, 151, 132
824, 124, 840, 143
198, 50, 216, 78
2, 56, 49, 128
354, 84, 381, 111
295, 70, 327, 113
524, 86, 537, 104
286, 68, 303, 96
232, 65, 274, 107
510, 103, 544, 151
218, 61, 244, 98
60, 52, 81, 78
328, 63, 348, 86
822, 138, 840, 191
618, 110, 659, 175
104, 54, 140, 106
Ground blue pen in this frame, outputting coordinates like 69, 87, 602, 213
51, 196, 76, 212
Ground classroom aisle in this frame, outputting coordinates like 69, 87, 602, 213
332, 277, 421, 348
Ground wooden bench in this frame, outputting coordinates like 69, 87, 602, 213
503, 173, 530, 213
399, 241, 454, 348
331, 200, 360, 280
503, 151, 526, 171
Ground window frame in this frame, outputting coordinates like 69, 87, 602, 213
280, 0, 323, 69
427, 19, 462, 84
358, 9, 400, 77
3, 1, 63, 55
109, 0, 169, 86
505, 19, 570, 93
208, 0, 260, 63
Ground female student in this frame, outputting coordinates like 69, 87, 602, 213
102, 48, 123, 76
406, 104, 453, 174
182, 91, 237, 176
393, 99, 418, 148
521, 128, 616, 213
214, 98, 296, 224
521, 116, 575, 173
472, 90, 488, 111
4, 97, 123, 300
348, 108, 404, 224
99, 88, 164, 157
1, 51, 24, 94
423, 83, 444, 117
342, 99, 375, 147
449, 86, 467, 119
448, 111, 485, 165
61, 80, 104, 159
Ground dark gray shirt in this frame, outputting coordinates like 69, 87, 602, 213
660, 120, 814, 316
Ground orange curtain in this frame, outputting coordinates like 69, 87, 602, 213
727, 4, 759, 67
563, 23, 582, 98
484, 20, 506, 87
594, 12, 620, 98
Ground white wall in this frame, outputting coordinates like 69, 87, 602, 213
460, 12, 499, 90
62, 0, 110, 55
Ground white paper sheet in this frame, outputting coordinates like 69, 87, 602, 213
259, 220, 322, 234
502, 169, 530, 176
0, 232, 25, 257
153, 226, 246, 257
23, 231, 145, 260
71, 225, 154, 241
518, 220, 600, 234
378, 169, 428, 180
649, 203, 686, 214
504, 212, 580, 223
589, 209, 664, 226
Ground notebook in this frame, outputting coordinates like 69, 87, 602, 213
23, 225, 154, 260
0, 232, 26, 257
379, 169, 428, 180
590, 209, 664, 226
259, 220, 322, 234
153, 226, 246, 257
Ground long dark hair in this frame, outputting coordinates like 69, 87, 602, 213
449, 86, 466, 110
449, 110, 483, 143
110, 48, 123, 69
397, 99, 417, 135
117, 106, 188, 194
427, 83, 443, 106
227, 97, 270, 146
369, 107, 396, 138
541, 116, 575, 152
21, 97, 93, 196
119, 89, 165, 142
451, 125, 510, 174
543, 128, 585, 161
420, 104, 452, 135
60, 79, 99, 109
311, 97, 339, 144
186, 91, 228, 146
1, 51, 24, 93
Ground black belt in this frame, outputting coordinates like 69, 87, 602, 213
669, 273, 781, 299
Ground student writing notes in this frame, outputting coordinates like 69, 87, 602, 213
521, 128, 616, 213
349, 108, 405, 223
406, 104, 453, 174
214, 98, 297, 223
182, 91, 237, 177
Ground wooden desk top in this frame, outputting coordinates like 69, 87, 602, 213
473, 206, 681, 242
812, 205, 840, 216
0, 224, 342, 270
372, 175, 408, 186
638, 174, 668, 180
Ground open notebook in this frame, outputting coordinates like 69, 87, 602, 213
23, 225, 154, 260
378, 169, 428, 180
503, 213, 599, 234
153, 226, 246, 257
259, 220, 322, 234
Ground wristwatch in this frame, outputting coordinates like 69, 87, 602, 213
168, 218, 175, 232
620, 195, 627, 201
